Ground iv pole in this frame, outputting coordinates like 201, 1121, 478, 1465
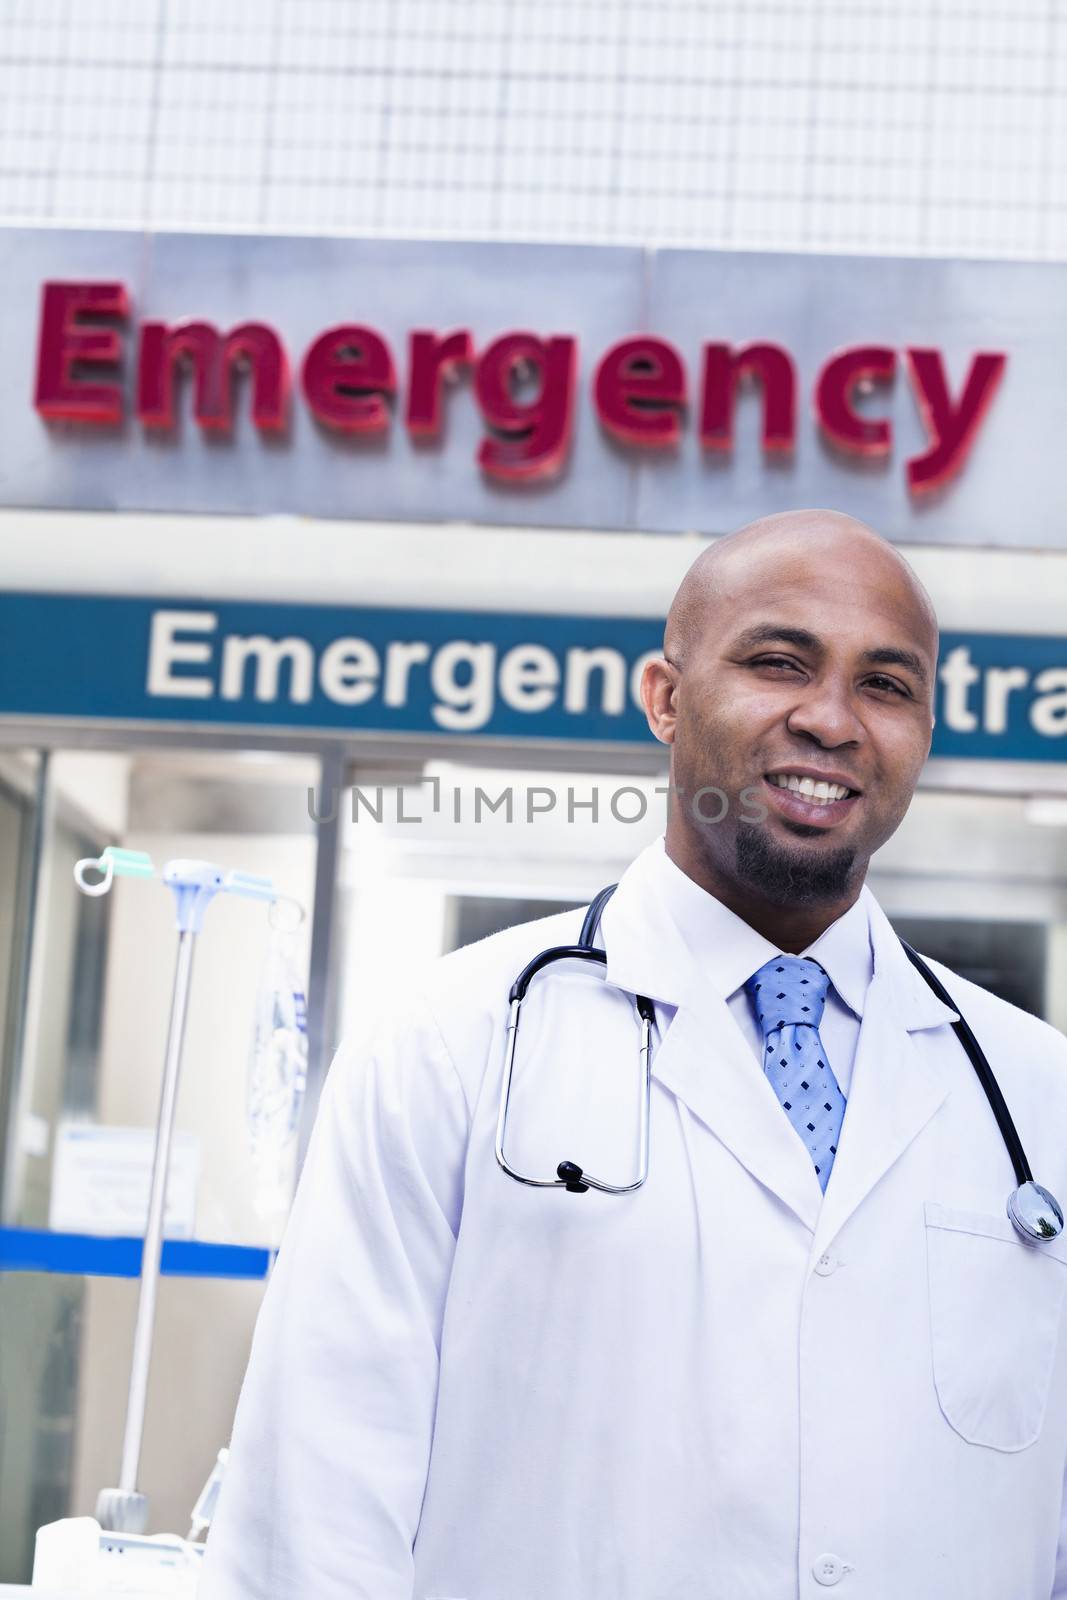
73, 850, 283, 1536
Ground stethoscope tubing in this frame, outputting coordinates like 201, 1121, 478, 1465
898, 939, 1032, 1188
495, 883, 1061, 1240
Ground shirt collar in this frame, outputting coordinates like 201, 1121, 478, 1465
652, 837, 873, 1019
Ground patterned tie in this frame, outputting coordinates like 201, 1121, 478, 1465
744, 955, 846, 1193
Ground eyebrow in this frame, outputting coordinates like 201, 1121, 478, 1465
731, 624, 930, 689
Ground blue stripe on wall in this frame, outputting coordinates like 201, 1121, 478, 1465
0, 1227, 274, 1280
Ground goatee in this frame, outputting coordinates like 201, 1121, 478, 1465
736, 824, 855, 905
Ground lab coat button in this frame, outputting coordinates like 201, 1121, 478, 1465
815, 1251, 840, 1277
813, 1553, 847, 1585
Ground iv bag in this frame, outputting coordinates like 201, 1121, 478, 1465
247, 925, 308, 1228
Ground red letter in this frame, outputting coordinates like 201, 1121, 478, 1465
475, 333, 576, 483
406, 329, 474, 438
137, 321, 288, 431
815, 345, 896, 455
700, 342, 795, 453
34, 281, 128, 424
905, 348, 1006, 495
593, 337, 686, 447
301, 326, 395, 434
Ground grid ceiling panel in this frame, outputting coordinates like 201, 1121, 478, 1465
0, 0, 1062, 259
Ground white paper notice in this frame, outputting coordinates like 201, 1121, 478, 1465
49, 1123, 201, 1239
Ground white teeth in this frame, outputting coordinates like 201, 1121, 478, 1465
768, 774, 851, 805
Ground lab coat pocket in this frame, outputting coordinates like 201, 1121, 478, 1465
925, 1201, 1067, 1452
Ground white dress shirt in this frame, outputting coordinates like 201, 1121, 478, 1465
650, 836, 874, 1098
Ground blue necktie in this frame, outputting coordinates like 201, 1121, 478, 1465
744, 955, 845, 1193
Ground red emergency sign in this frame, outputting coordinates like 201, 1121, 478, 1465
32, 280, 1005, 495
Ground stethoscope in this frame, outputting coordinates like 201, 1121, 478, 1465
495, 883, 1065, 1244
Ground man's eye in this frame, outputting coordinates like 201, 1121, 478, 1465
865, 674, 910, 697
751, 655, 802, 672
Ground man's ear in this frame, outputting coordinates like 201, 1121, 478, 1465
641, 658, 678, 745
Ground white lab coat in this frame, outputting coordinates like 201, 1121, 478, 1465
201, 840, 1067, 1600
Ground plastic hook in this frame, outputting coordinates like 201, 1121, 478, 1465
268, 894, 306, 933
74, 853, 115, 897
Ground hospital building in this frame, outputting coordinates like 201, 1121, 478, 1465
0, 0, 1065, 1581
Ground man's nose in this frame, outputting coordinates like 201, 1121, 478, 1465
785, 677, 865, 747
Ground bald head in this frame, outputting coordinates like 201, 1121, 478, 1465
644, 506, 941, 941
665, 509, 938, 671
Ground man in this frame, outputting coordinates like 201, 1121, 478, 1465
201, 509, 1067, 1600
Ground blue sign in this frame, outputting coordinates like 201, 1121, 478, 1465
0, 592, 1065, 762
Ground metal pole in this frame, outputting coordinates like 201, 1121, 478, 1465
299, 747, 344, 1171
0, 750, 54, 1225
96, 927, 196, 1532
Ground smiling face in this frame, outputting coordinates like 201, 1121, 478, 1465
642, 511, 938, 944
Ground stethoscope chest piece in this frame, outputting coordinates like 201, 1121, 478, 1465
1007, 1181, 1065, 1242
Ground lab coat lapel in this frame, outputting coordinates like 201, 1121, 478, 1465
811, 891, 960, 1259
600, 846, 823, 1233
653, 986, 824, 1233
598, 843, 691, 1013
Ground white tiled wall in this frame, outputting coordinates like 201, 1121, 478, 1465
0, 0, 1063, 257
